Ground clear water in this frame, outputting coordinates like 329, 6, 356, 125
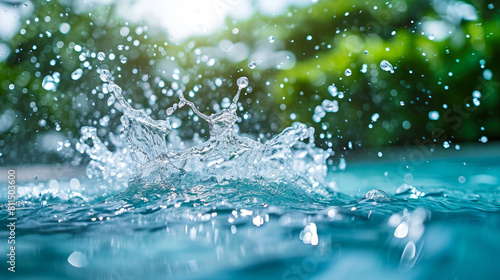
2, 1, 499, 279
1, 72, 499, 279
1, 153, 499, 280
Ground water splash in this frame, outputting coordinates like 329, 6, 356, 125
79, 70, 331, 196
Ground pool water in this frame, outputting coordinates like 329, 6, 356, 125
1, 146, 499, 280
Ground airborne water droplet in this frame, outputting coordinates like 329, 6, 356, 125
380, 60, 394, 73
221, 97, 231, 108
344, 68, 352, 76
100, 69, 111, 82
248, 61, 256, 69
327, 84, 337, 96
79, 53, 87, 61
107, 95, 116, 106
42, 74, 59, 91
97, 52, 106, 61
237, 77, 249, 88
268, 36, 275, 43
428, 111, 439, 120
71, 68, 83, 80
166, 107, 175, 115
322, 99, 339, 113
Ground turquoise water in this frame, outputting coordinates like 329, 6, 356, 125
1, 147, 499, 280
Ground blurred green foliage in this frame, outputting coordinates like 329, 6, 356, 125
0, 0, 499, 165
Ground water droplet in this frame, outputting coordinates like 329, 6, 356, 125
79, 53, 87, 61
428, 111, 439, 120
237, 77, 249, 88
248, 61, 256, 69
327, 84, 337, 96
458, 176, 466, 183
344, 68, 352, 76
68, 251, 88, 268
170, 116, 182, 129
71, 68, 83, 80
166, 107, 175, 116
483, 69, 492, 80
119, 27, 130, 37
314, 106, 326, 118
371, 113, 380, 122
268, 36, 275, 43
339, 157, 346, 170
107, 95, 115, 106
42, 74, 59, 91
394, 222, 409, 238
364, 50, 369, 55
322, 99, 339, 113
100, 69, 111, 82
120, 56, 127, 64
70, 178, 80, 190
221, 97, 231, 109
59, 22, 71, 34
97, 52, 106, 61
380, 60, 394, 73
